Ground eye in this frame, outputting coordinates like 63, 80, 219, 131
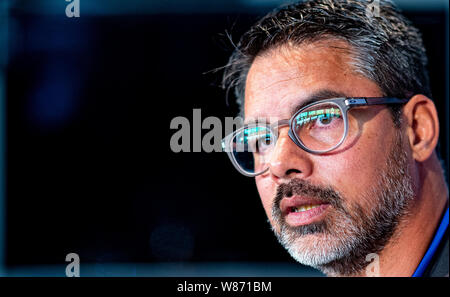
239, 127, 273, 154
295, 108, 342, 130
255, 134, 273, 154
315, 114, 333, 127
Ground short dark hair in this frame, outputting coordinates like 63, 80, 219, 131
222, 0, 431, 125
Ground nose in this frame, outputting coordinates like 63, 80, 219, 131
267, 128, 313, 181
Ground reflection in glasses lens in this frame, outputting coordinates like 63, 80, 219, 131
228, 102, 345, 176
293, 103, 344, 152
231, 126, 275, 175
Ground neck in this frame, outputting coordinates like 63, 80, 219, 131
359, 154, 448, 277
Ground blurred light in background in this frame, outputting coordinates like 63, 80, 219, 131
27, 62, 80, 130
7, 0, 450, 15
0, 0, 9, 277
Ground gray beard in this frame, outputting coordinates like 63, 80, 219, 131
270, 131, 415, 276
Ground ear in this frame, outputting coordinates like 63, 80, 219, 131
402, 94, 440, 162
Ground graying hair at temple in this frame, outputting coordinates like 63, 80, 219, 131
221, 0, 430, 125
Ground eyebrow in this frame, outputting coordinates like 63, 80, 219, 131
290, 89, 347, 116
244, 89, 347, 125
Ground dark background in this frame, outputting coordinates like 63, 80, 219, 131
0, 0, 448, 275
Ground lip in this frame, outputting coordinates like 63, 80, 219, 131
280, 196, 330, 227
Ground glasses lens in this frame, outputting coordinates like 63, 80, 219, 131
231, 125, 275, 175
293, 103, 344, 152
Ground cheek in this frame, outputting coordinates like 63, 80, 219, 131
315, 157, 358, 201
316, 123, 393, 202
255, 177, 276, 220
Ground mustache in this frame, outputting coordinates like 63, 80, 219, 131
273, 178, 346, 215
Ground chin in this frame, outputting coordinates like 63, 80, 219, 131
278, 230, 358, 270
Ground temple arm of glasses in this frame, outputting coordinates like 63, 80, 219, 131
345, 97, 409, 107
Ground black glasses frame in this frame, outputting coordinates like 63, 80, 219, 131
222, 97, 408, 177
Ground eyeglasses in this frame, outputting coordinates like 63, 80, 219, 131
221, 97, 408, 177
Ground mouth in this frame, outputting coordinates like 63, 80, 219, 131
280, 196, 330, 227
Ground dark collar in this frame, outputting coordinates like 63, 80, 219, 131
420, 207, 449, 277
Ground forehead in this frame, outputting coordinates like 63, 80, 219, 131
244, 40, 382, 120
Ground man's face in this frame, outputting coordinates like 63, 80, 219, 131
244, 41, 415, 275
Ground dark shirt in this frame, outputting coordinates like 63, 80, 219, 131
413, 207, 449, 277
